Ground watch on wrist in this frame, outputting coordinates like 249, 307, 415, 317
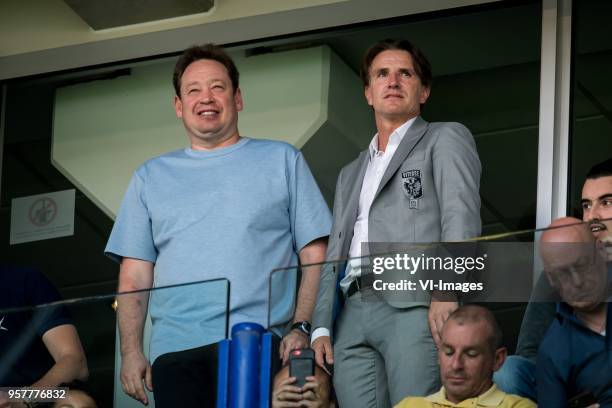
290, 321, 312, 336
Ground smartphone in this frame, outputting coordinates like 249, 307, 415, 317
568, 391, 598, 408
289, 348, 315, 388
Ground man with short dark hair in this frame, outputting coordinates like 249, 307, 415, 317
312, 38, 481, 407
582, 157, 612, 257
106, 43, 331, 407
395, 305, 535, 408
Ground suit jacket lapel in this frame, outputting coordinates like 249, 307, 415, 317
374, 116, 429, 200
340, 150, 369, 255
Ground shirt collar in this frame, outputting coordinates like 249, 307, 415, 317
368, 116, 417, 159
557, 300, 611, 322
426, 385, 505, 407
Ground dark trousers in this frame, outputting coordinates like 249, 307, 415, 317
151, 343, 218, 408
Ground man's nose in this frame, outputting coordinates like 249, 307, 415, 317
591, 204, 603, 221
450, 355, 464, 370
199, 89, 214, 103
387, 72, 400, 87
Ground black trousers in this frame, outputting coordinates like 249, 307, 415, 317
151, 343, 218, 408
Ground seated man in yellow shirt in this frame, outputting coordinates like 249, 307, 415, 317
395, 305, 535, 408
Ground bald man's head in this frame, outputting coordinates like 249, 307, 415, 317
540, 217, 607, 310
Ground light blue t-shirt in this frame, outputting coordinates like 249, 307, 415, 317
105, 138, 331, 363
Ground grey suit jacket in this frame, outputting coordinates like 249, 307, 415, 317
312, 116, 481, 333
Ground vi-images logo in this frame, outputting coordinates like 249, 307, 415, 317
0, 316, 8, 332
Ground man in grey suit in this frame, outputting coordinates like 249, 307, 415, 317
310, 39, 481, 407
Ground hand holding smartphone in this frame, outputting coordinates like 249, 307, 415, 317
289, 348, 315, 388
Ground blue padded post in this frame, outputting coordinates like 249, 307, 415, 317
229, 322, 265, 408
259, 332, 275, 408
216, 339, 231, 408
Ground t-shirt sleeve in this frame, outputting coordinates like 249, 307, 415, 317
104, 169, 157, 264
24, 268, 71, 337
288, 152, 332, 252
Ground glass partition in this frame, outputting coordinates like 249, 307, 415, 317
2, 219, 610, 406
268, 261, 332, 335
269, 220, 611, 354
0, 277, 229, 407
268, 265, 297, 335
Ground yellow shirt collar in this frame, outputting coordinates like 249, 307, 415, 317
425, 384, 505, 407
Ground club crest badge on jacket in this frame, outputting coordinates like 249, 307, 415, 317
401, 169, 422, 209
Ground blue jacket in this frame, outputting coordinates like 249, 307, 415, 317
536, 301, 612, 407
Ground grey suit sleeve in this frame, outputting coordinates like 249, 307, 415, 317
431, 122, 482, 240
312, 168, 345, 335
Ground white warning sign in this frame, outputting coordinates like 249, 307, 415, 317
10, 189, 75, 245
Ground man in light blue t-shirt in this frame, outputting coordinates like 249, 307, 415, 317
105, 44, 331, 407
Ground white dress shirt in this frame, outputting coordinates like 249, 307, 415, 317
312, 117, 416, 343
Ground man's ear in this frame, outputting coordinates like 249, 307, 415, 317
364, 85, 373, 106
234, 87, 244, 112
420, 86, 431, 104
543, 269, 559, 290
493, 347, 507, 372
173, 95, 183, 118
